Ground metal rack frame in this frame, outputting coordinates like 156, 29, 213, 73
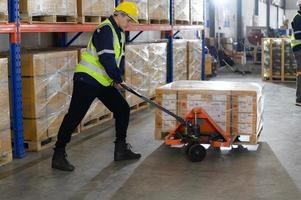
3, 0, 205, 158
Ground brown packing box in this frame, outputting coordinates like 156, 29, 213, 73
187, 40, 202, 80
82, 100, 110, 124
205, 54, 213, 76
23, 118, 49, 141
127, 0, 148, 21
190, 0, 204, 23
0, 129, 13, 166
155, 87, 178, 139
55, 0, 77, 16
0, 0, 8, 15
20, 0, 56, 17
0, 58, 10, 131
77, 0, 115, 17
173, 40, 188, 81
148, 0, 169, 21
174, 0, 189, 22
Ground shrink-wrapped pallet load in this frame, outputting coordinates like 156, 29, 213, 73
0, 58, 12, 166
155, 81, 263, 145
173, 40, 188, 81
20, 50, 78, 150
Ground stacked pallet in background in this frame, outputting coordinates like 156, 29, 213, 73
155, 81, 263, 145
262, 38, 297, 82
20, 50, 78, 151
77, 0, 114, 23
0, 0, 8, 23
148, 0, 169, 24
127, 0, 148, 24
125, 42, 167, 111
0, 58, 12, 166
190, 0, 204, 25
187, 40, 202, 80
20, 0, 77, 23
173, 40, 188, 81
174, 0, 189, 24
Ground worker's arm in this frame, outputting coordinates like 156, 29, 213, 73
292, 14, 301, 40
92, 26, 123, 84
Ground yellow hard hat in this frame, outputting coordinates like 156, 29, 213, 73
115, 2, 139, 23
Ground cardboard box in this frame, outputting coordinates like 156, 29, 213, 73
174, 0, 189, 22
0, 129, 12, 166
187, 40, 202, 80
173, 40, 188, 81
148, 0, 169, 21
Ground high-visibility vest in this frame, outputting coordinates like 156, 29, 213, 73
75, 19, 125, 86
291, 13, 301, 49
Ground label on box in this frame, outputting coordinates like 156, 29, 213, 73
163, 94, 177, 100
236, 113, 254, 123
238, 123, 254, 134
238, 102, 254, 113
238, 96, 253, 104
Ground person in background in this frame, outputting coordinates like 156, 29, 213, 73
291, 0, 301, 107
51, 2, 141, 172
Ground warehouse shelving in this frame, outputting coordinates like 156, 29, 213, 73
4, 0, 205, 158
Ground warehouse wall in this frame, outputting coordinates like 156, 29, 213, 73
215, 0, 237, 38
286, 0, 299, 9
259, 1, 267, 26
242, 0, 255, 36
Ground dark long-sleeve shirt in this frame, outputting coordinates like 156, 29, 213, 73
292, 11, 301, 52
74, 16, 125, 86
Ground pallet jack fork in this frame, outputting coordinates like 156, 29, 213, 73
122, 84, 233, 162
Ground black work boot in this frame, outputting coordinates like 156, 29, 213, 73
114, 142, 141, 161
52, 149, 75, 171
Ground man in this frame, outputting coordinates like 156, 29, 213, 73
52, 2, 141, 171
291, 0, 301, 107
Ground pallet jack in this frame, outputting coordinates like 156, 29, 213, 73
122, 84, 233, 162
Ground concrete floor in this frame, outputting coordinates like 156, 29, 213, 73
0, 70, 301, 200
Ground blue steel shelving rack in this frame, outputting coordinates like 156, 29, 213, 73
5, 0, 205, 158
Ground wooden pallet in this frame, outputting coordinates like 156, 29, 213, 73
24, 136, 57, 152
80, 113, 113, 131
130, 101, 149, 114
191, 21, 203, 25
149, 19, 169, 24
138, 19, 148, 24
175, 20, 190, 25
21, 15, 77, 24
0, 152, 13, 167
0, 13, 8, 23
78, 16, 108, 24
263, 76, 296, 82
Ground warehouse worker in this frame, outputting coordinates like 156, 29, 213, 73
291, 0, 301, 107
52, 2, 141, 171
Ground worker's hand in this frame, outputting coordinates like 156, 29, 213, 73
114, 81, 126, 90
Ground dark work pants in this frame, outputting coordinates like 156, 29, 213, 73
293, 50, 301, 103
55, 80, 130, 150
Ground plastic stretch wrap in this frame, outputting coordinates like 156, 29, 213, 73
79, 0, 114, 16
155, 81, 264, 141
148, 0, 169, 21
174, 0, 189, 21
262, 38, 297, 80
0, 129, 12, 166
0, 58, 9, 131
127, 0, 148, 21
187, 40, 202, 80
190, 0, 204, 23
20, 0, 77, 16
173, 40, 188, 81
125, 42, 167, 106
0, 0, 8, 15
20, 0, 56, 16
21, 50, 78, 141
56, 0, 77, 16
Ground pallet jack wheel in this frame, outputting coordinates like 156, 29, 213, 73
185, 142, 199, 155
188, 144, 206, 162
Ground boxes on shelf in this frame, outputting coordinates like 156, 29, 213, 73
0, 58, 12, 166
173, 40, 188, 81
77, 0, 115, 23
125, 42, 167, 107
155, 81, 263, 145
0, 0, 8, 22
20, 0, 77, 23
187, 40, 202, 80
262, 38, 297, 82
20, 50, 78, 148
148, 0, 169, 23
190, 0, 204, 24
205, 54, 213, 76
127, 0, 148, 23
174, 0, 190, 24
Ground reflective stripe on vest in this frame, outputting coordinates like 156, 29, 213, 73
291, 13, 301, 48
75, 19, 125, 86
